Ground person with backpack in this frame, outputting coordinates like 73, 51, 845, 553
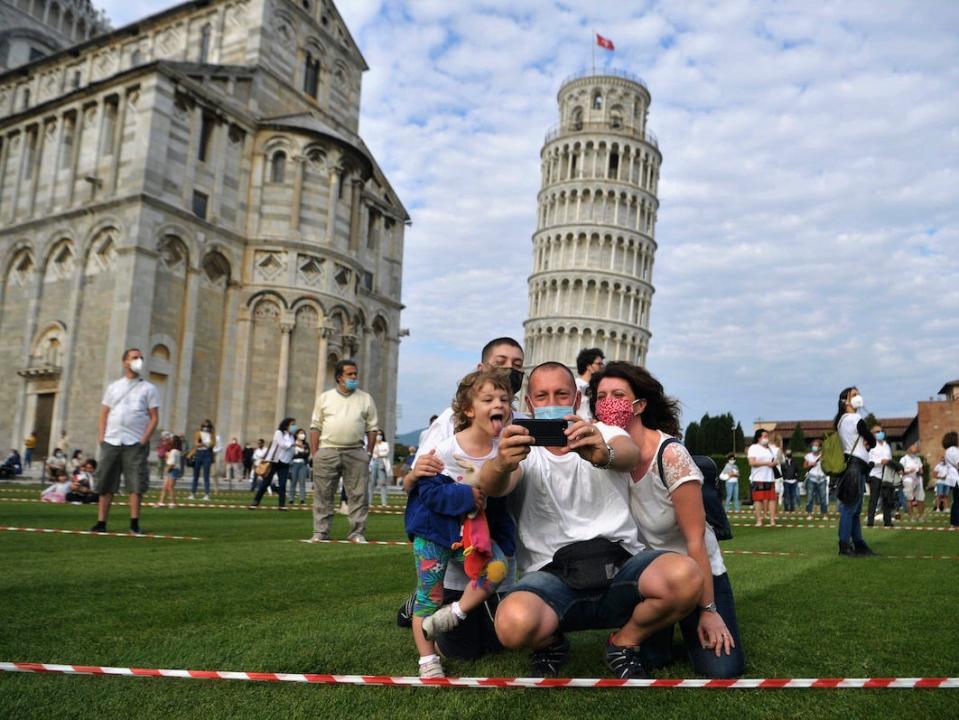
833, 387, 877, 556
590, 361, 744, 678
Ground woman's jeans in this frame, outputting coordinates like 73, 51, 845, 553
288, 461, 309, 503
806, 478, 828, 514
370, 461, 388, 506
192, 448, 213, 495
253, 462, 290, 507
783, 482, 799, 511
724, 480, 739, 512
638, 572, 746, 678
838, 458, 868, 545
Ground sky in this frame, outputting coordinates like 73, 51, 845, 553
100, 0, 959, 436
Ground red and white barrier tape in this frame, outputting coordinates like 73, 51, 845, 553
728, 520, 956, 532
299, 538, 409, 547
1, 662, 955, 689
0, 525, 202, 540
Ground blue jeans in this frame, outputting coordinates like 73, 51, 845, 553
783, 482, 799, 511
24, 448, 32, 468
952, 486, 959, 528
806, 478, 827, 514
191, 448, 213, 495
288, 462, 309, 502
838, 458, 868, 545
724, 480, 740, 512
638, 572, 746, 678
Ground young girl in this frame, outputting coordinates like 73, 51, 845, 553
158, 435, 182, 508
404, 367, 515, 678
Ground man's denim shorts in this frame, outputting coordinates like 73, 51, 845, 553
511, 549, 669, 632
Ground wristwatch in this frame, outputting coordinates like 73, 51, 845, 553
700, 601, 718, 614
593, 442, 615, 470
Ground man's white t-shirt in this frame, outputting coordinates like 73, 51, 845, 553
575, 377, 592, 421
944, 446, 959, 488
101, 377, 159, 446
628, 432, 725, 576
509, 422, 643, 574
868, 442, 892, 480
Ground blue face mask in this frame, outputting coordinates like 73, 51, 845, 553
534, 405, 574, 421
344, 379, 359, 391
289, 424, 298, 434
876, 431, 885, 441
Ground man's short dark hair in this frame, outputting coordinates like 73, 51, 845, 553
576, 347, 605, 375
429, 415, 438, 424
122, 347, 141, 361
335, 359, 358, 381
528, 361, 576, 393
480, 337, 523, 363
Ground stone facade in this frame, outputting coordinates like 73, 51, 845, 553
524, 70, 661, 369
0, 0, 110, 72
0, 0, 408, 460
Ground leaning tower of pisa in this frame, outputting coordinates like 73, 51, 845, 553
524, 70, 662, 370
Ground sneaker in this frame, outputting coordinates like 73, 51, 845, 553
838, 542, 857, 556
203, 495, 211, 501
854, 543, 877, 556
396, 593, 415, 628
422, 605, 462, 640
89, 523, 107, 533
129, 527, 145, 536
419, 656, 444, 679
347, 534, 367, 543
604, 634, 648, 679
530, 635, 570, 677
305, 534, 329, 543
188, 494, 195, 500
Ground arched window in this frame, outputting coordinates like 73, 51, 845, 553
592, 90, 603, 110
303, 51, 320, 98
570, 106, 583, 131
199, 23, 212, 63
270, 151, 286, 183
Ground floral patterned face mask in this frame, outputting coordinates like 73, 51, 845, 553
595, 396, 636, 429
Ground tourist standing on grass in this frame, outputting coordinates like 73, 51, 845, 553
479, 362, 703, 679
155, 432, 172, 486
91, 348, 159, 535
157, 435, 182, 508
24, 431, 36, 470
250, 418, 297, 510
189, 420, 216, 501
720, 454, 740, 512
835, 387, 877, 556
866, 424, 892, 527
308, 360, 378, 542
224, 437, 244, 490
574, 347, 605, 420
748, 430, 778, 527
943, 432, 959, 529
590, 361, 744, 678
370, 431, 391, 507
804, 441, 828, 519
900, 443, 924, 520
288, 430, 311, 505
933, 456, 949, 512
781, 450, 800, 513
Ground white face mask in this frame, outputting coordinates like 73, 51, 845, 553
850, 394, 864, 410
130, 358, 144, 374
760, 437, 769, 446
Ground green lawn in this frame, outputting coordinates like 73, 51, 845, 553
1, 484, 957, 720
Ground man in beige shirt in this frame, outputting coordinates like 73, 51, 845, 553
308, 359, 379, 542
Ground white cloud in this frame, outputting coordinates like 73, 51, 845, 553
97, 0, 959, 434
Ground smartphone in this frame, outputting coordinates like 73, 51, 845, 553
513, 418, 568, 447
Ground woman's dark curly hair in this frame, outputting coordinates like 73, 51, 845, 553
587, 361, 681, 437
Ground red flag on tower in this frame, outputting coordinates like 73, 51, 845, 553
596, 33, 615, 51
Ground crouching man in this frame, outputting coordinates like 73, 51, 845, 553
479, 362, 703, 678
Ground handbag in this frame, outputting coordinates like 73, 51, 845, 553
254, 438, 278, 478
836, 462, 861, 505
542, 538, 631, 591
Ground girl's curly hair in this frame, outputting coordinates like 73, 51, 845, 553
451, 367, 513, 433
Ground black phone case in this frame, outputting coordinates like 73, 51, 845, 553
514, 419, 568, 447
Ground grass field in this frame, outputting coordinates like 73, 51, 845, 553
1, 484, 957, 720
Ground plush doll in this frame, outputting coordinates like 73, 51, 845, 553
451, 457, 507, 584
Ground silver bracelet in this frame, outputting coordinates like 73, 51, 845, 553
593, 442, 615, 470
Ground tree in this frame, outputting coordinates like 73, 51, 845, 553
685, 422, 703, 455
864, 412, 879, 430
735, 422, 745, 455
789, 425, 807, 453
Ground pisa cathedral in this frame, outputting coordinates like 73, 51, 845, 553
524, 70, 661, 369
0, 0, 408, 459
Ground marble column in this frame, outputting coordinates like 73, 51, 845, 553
275, 318, 294, 423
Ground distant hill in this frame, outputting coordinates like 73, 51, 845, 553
396, 428, 426, 448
